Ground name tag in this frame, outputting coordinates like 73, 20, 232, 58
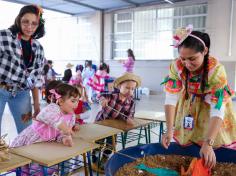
183, 115, 194, 130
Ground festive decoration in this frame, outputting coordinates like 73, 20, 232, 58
135, 163, 179, 176
33, 4, 45, 25
172, 24, 206, 47
173, 25, 193, 47
181, 158, 211, 176
49, 89, 61, 100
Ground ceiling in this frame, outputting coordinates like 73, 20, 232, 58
2, 0, 190, 15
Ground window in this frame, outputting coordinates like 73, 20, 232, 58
112, 4, 207, 60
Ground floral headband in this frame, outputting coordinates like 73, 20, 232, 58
33, 5, 45, 25
173, 24, 206, 48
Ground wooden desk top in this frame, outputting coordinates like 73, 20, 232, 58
135, 110, 166, 122
0, 153, 31, 173
95, 119, 152, 132
74, 123, 122, 142
10, 138, 99, 167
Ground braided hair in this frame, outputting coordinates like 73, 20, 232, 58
178, 31, 210, 100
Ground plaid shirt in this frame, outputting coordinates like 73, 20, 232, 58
95, 93, 135, 121
0, 29, 44, 89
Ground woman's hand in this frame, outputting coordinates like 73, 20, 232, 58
33, 102, 40, 119
200, 142, 216, 168
161, 131, 173, 149
62, 135, 73, 147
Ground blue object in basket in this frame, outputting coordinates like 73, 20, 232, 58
135, 163, 179, 176
105, 142, 236, 176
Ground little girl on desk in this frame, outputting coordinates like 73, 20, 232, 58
10, 83, 80, 148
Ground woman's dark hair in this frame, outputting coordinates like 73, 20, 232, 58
178, 31, 210, 99
127, 49, 135, 61
51, 83, 79, 104
9, 5, 45, 39
99, 62, 110, 73
45, 80, 62, 103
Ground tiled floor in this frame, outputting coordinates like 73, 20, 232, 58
1, 93, 236, 175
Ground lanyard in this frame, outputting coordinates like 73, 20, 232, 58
17, 33, 33, 70
188, 94, 196, 115
188, 74, 201, 115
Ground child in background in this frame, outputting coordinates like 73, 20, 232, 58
10, 83, 80, 148
87, 62, 110, 101
69, 76, 91, 124
120, 49, 135, 73
92, 72, 141, 172
69, 64, 83, 86
82, 60, 95, 102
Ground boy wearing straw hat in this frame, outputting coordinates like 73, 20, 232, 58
92, 72, 141, 172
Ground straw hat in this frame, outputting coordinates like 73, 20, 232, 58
113, 72, 141, 88
66, 63, 74, 68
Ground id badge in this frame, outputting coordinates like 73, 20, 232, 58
183, 115, 194, 130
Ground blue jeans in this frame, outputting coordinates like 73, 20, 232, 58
0, 88, 32, 135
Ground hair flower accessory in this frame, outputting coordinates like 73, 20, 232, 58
33, 4, 45, 24
49, 89, 61, 100
172, 24, 193, 47
172, 24, 206, 48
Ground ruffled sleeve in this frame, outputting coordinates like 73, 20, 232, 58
36, 103, 63, 129
161, 61, 183, 94
209, 64, 235, 110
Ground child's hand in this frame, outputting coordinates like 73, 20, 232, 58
62, 135, 73, 147
58, 122, 74, 136
126, 118, 135, 126
99, 98, 108, 108
72, 125, 80, 132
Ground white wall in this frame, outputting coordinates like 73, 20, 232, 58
103, 0, 236, 93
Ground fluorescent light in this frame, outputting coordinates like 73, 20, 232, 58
164, 0, 174, 4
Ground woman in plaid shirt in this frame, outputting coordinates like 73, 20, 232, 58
0, 5, 45, 135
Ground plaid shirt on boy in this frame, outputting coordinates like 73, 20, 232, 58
0, 29, 44, 89
95, 93, 135, 121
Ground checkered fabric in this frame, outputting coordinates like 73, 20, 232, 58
95, 93, 135, 121
0, 29, 44, 89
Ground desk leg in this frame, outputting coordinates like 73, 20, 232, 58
148, 124, 151, 143
83, 153, 88, 176
144, 127, 148, 144
86, 151, 93, 176
112, 135, 116, 152
16, 167, 21, 176
121, 132, 127, 149
97, 151, 101, 176
159, 122, 163, 143
60, 161, 65, 176
42, 166, 48, 176
137, 127, 142, 145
